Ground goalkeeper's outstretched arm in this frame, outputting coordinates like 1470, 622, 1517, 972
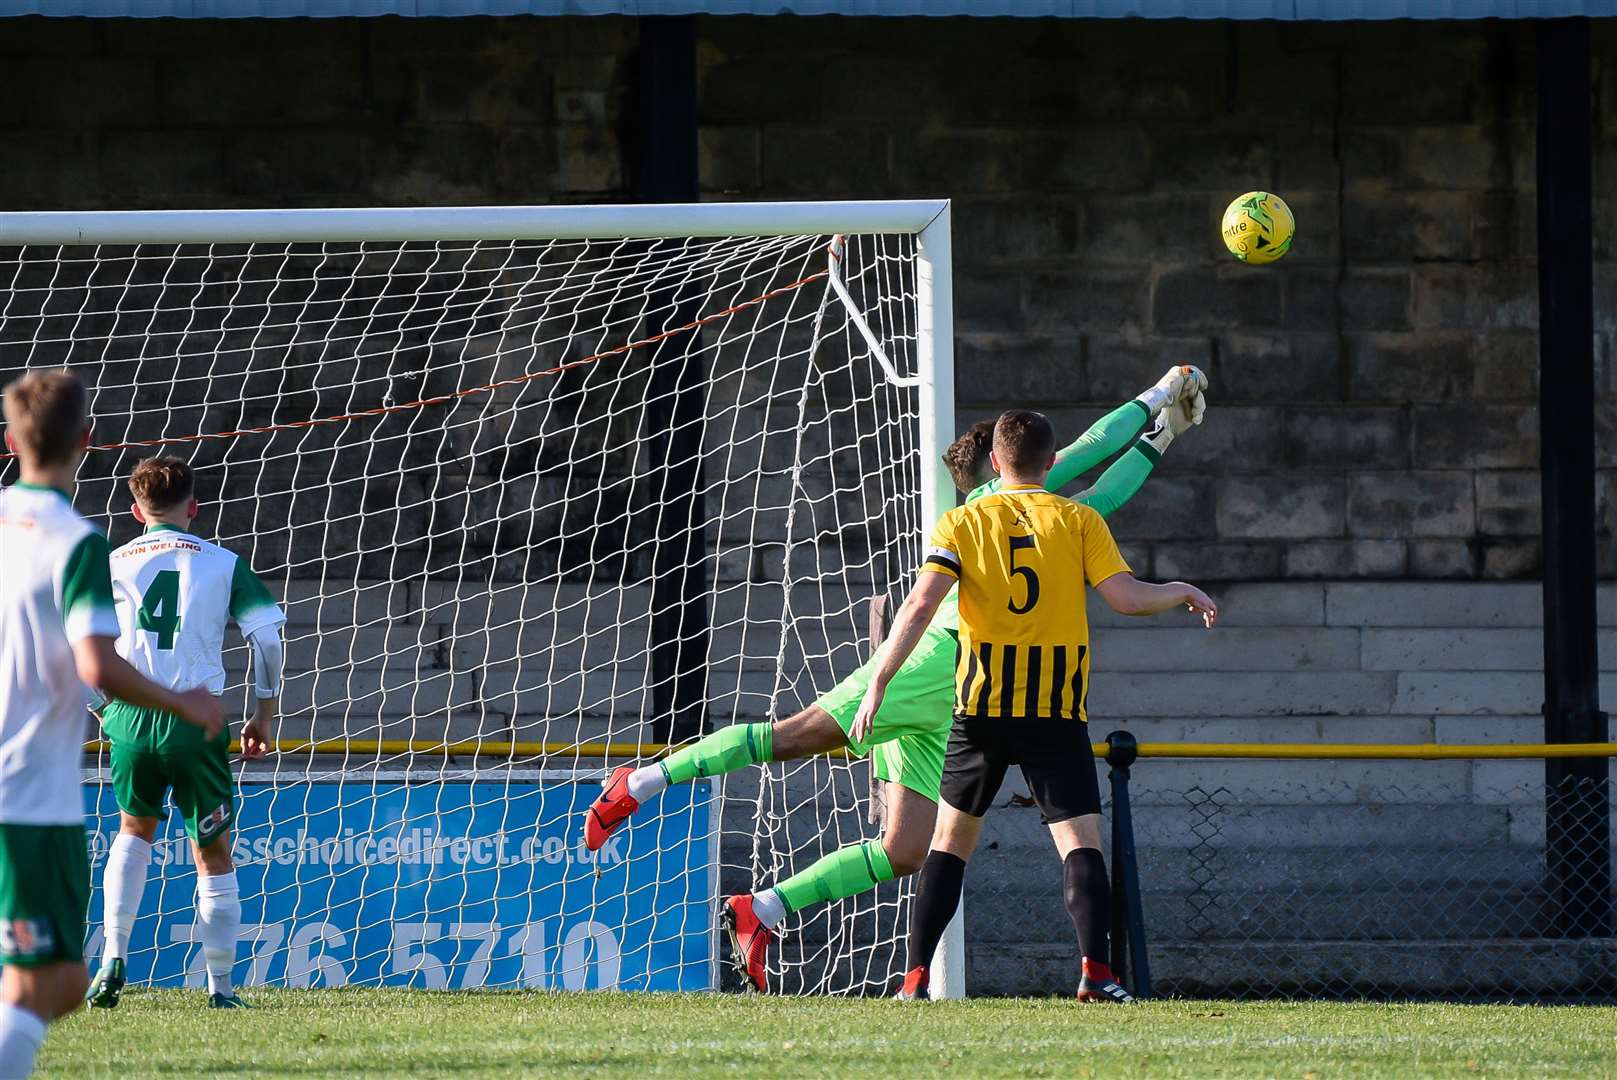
1074, 378, 1206, 517
1044, 365, 1205, 493
1074, 444, 1153, 520
1043, 400, 1151, 493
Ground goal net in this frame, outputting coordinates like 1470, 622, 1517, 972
0, 203, 954, 995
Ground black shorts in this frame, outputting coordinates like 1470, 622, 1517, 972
939, 714, 1102, 824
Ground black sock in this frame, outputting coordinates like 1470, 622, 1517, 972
1063, 848, 1111, 966
906, 851, 967, 972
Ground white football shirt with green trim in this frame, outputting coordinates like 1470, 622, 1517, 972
0, 482, 120, 826
109, 524, 286, 698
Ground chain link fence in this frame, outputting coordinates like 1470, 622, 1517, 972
967, 749, 1617, 1003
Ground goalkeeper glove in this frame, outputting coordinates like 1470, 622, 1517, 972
1140, 384, 1207, 456
1135, 365, 1209, 417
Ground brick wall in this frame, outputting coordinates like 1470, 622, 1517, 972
2, 15, 1614, 579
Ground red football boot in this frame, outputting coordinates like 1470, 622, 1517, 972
720, 894, 774, 994
583, 765, 640, 852
894, 966, 930, 1001
1075, 957, 1135, 1003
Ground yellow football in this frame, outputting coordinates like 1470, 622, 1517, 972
1221, 191, 1295, 265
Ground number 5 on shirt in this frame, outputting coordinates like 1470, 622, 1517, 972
1007, 536, 1039, 615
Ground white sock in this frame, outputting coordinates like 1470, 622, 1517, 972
626, 764, 668, 802
750, 888, 787, 930
196, 871, 241, 997
103, 833, 152, 963
0, 1002, 46, 1079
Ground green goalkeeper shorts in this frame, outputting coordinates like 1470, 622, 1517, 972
103, 701, 236, 847
0, 823, 89, 967
814, 623, 956, 801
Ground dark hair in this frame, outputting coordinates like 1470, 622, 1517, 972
992, 409, 1056, 475
2, 370, 89, 466
942, 418, 996, 493
129, 456, 195, 512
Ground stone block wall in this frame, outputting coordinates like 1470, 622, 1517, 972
0, 17, 634, 207
3, 15, 1614, 578
697, 18, 1617, 580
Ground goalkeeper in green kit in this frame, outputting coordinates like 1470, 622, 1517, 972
583, 365, 1208, 992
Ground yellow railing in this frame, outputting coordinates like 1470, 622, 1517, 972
82, 738, 1617, 760
82, 738, 652, 759
1130, 741, 1617, 759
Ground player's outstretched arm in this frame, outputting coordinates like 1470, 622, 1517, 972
1074, 444, 1152, 519
1044, 365, 1205, 493
852, 570, 955, 741
1094, 572, 1218, 627
1075, 382, 1209, 518
73, 636, 225, 737
1045, 400, 1150, 493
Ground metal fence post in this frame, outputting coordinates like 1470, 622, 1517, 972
638, 16, 709, 747
1535, 15, 1612, 939
1105, 730, 1151, 999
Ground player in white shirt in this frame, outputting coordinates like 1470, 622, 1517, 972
0, 371, 222, 1078
86, 456, 286, 1011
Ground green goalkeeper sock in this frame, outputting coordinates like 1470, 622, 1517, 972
659, 722, 774, 786
772, 840, 897, 916
1045, 400, 1151, 492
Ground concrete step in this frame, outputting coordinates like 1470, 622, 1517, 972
263, 621, 1611, 702
1362, 628, 1617, 671
981, 841, 1569, 900
1087, 672, 1399, 717
1393, 670, 1617, 714
1088, 669, 1617, 717
1093, 627, 1361, 672
971, 940, 1617, 1000
972, 880, 1561, 947
1326, 581, 1617, 628
976, 796, 1518, 857
1089, 582, 1327, 629
271, 712, 651, 750
270, 580, 1617, 637
1098, 715, 1448, 744
256, 664, 793, 728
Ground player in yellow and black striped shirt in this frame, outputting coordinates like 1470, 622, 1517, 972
923, 484, 1129, 724
854, 409, 1217, 1004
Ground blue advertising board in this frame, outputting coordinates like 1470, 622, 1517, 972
82, 770, 719, 991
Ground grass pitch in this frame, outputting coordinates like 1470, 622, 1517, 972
40, 990, 1617, 1078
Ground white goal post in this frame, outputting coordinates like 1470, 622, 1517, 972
0, 200, 965, 997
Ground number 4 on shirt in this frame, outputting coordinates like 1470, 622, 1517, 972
138, 568, 182, 650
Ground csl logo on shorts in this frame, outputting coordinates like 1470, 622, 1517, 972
0, 918, 56, 958
197, 803, 230, 840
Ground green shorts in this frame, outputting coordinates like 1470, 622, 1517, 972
815, 623, 957, 801
103, 701, 236, 846
0, 823, 89, 967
